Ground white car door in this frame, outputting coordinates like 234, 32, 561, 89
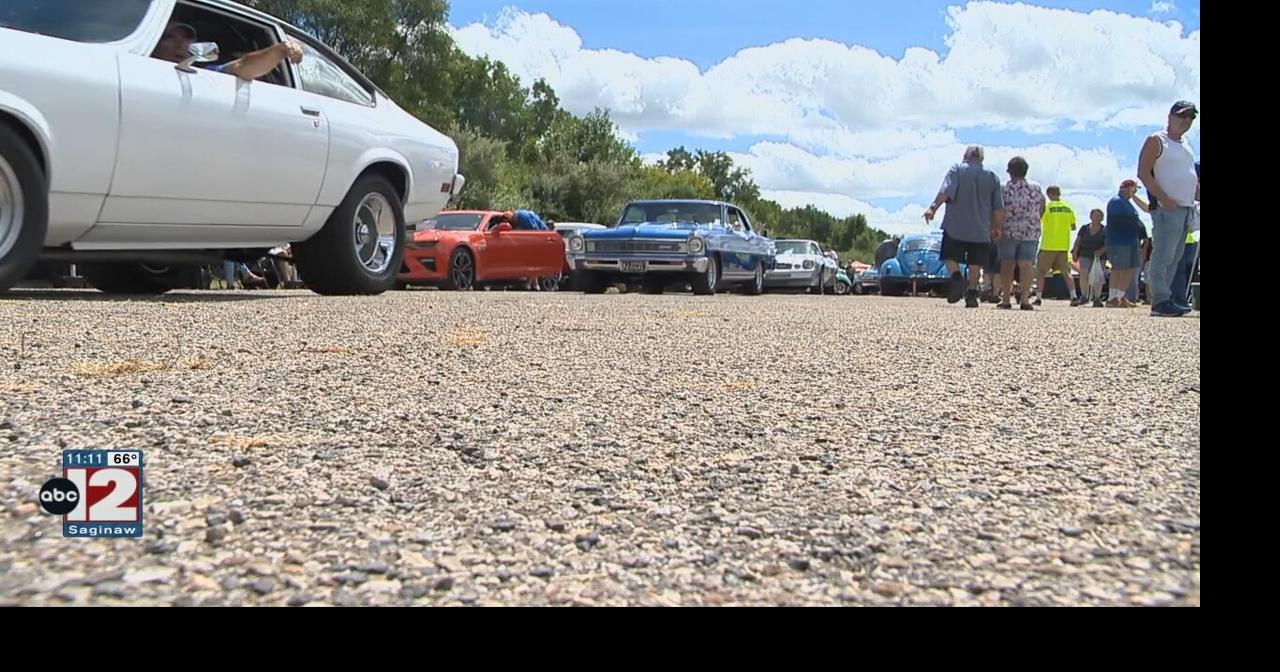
100, 20, 328, 232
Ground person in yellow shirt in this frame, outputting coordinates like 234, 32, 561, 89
1036, 185, 1078, 306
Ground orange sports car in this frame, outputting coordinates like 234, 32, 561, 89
399, 211, 566, 290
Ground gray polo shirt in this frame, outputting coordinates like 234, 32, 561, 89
939, 160, 1004, 243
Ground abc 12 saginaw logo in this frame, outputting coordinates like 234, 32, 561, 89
39, 450, 144, 538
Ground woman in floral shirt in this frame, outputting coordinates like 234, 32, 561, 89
999, 157, 1047, 310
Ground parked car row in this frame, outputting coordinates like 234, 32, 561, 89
392, 201, 897, 300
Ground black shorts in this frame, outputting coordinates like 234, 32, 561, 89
985, 246, 1001, 273
941, 233, 990, 266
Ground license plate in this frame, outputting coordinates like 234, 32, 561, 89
620, 260, 647, 273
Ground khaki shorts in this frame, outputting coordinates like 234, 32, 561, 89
1037, 250, 1072, 277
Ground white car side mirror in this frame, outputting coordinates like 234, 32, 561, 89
177, 42, 220, 73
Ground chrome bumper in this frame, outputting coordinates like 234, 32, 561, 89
571, 256, 709, 273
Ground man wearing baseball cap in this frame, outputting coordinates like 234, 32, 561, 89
151, 20, 303, 80
1105, 179, 1150, 308
1138, 101, 1199, 317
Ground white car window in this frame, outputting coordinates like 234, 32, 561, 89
294, 41, 374, 106
164, 3, 294, 88
726, 209, 743, 232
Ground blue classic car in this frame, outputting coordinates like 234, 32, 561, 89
879, 232, 965, 296
565, 200, 775, 295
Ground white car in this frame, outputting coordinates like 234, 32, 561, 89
0, 0, 463, 295
765, 239, 838, 292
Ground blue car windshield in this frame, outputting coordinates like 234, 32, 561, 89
904, 239, 941, 252
620, 203, 721, 227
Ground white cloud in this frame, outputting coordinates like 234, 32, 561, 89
732, 141, 1128, 198
453, 3, 1200, 141
727, 140, 1136, 231
761, 190, 933, 237
451, 2, 1197, 235
1151, 2, 1178, 15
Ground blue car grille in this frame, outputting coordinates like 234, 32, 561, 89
590, 240, 685, 254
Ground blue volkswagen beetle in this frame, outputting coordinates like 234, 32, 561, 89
878, 232, 965, 296
565, 200, 775, 295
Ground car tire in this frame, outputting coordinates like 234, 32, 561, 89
293, 175, 405, 296
691, 255, 720, 296
742, 259, 765, 295
0, 124, 48, 293
441, 247, 475, 291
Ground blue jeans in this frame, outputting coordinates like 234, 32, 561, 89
1150, 207, 1194, 306
222, 261, 251, 286
997, 238, 1038, 263
1171, 242, 1199, 307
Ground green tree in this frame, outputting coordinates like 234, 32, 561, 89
636, 166, 716, 200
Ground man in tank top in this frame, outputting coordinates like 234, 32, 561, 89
1138, 101, 1199, 318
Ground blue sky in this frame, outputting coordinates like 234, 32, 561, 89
453, 1, 1200, 69
449, 1, 1201, 233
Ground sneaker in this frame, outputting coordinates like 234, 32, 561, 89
1070, 298, 1081, 307
1151, 301, 1183, 318
947, 273, 966, 304
1106, 299, 1123, 308
1120, 299, 1138, 308
1172, 302, 1193, 315
1033, 297, 1043, 306
965, 290, 980, 308
1020, 303, 1035, 311
998, 302, 1013, 310
1093, 299, 1105, 308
